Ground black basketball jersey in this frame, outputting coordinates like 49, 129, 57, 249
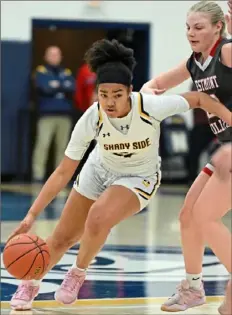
187, 38, 232, 143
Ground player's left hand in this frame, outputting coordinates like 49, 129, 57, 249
141, 86, 166, 95
228, 0, 232, 14
7, 213, 36, 243
225, 1, 232, 35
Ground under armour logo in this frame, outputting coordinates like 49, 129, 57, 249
120, 125, 129, 130
103, 133, 110, 137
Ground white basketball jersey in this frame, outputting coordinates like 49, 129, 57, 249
95, 92, 160, 176
65, 91, 190, 177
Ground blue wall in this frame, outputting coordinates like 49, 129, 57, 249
1, 41, 31, 176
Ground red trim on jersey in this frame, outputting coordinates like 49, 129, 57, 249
194, 37, 223, 60
202, 166, 213, 176
210, 37, 223, 56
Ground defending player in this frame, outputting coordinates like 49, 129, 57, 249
142, 1, 232, 313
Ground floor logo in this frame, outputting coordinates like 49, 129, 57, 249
1, 246, 229, 300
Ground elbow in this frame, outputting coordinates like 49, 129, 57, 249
55, 156, 79, 179
48, 165, 73, 188
195, 92, 204, 109
55, 165, 72, 180
197, 92, 218, 109
188, 92, 220, 112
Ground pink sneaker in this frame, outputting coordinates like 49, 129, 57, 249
161, 279, 206, 312
10, 281, 39, 310
55, 268, 86, 304
218, 280, 232, 315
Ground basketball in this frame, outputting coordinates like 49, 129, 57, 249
3, 234, 50, 280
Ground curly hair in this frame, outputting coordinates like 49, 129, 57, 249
84, 39, 136, 74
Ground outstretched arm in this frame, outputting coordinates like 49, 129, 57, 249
28, 157, 79, 218
181, 92, 232, 127
141, 60, 190, 94
143, 92, 231, 127
8, 104, 98, 240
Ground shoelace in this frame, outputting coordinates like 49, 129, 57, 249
14, 285, 35, 300
61, 271, 83, 292
168, 283, 192, 304
176, 283, 198, 305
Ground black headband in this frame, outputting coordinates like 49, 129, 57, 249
96, 62, 132, 87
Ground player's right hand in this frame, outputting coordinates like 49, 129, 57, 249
141, 86, 166, 95
7, 213, 36, 243
225, 0, 232, 35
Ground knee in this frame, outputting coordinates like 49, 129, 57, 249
179, 198, 193, 227
179, 202, 206, 232
85, 204, 111, 237
191, 203, 208, 229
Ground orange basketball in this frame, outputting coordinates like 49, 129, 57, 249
3, 234, 50, 280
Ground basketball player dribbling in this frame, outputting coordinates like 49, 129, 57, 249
142, 1, 232, 314
8, 38, 231, 311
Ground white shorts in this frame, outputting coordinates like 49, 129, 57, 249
73, 156, 161, 210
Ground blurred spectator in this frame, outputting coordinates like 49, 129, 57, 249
71, 63, 97, 180
32, 46, 75, 182
74, 62, 97, 119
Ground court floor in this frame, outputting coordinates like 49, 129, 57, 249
1, 301, 225, 315
1, 182, 231, 314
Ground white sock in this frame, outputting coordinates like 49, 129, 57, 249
186, 273, 202, 289
32, 279, 42, 286
71, 262, 86, 272
22, 279, 42, 286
